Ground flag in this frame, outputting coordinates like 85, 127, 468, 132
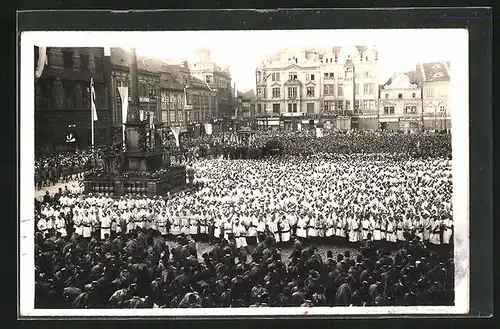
90, 78, 98, 121
140, 110, 144, 121
170, 126, 181, 147
149, 112, 154, 128
35, 46, 47, 79
204, 123, 213, 135
117, 87, 129, 124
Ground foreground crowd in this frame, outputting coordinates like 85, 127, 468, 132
34, 151, 454, 308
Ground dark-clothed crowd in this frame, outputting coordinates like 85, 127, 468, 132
35, 148, 98, 190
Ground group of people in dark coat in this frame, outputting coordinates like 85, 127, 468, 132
35, 221, 454, 309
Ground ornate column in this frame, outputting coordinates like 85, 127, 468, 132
72, 51, 81, 71
89, 48, 96, 73
47, 47, 63, 68
52, 77, 63, 108
75, 83, 83, 108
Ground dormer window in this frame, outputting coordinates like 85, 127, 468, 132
412, 93, 416, 98
385, 94, 389, 99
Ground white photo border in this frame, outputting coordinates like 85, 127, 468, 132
19, 29, 469, 317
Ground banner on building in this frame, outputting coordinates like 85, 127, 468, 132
316, 127, 324, 138
149, 112, 155, 129
204, 123, 213, 135
35, 46, 47, 80
117, 87, 129, 124
170, 126, 181, 147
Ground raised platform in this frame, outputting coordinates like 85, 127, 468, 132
83, 166, 186, 197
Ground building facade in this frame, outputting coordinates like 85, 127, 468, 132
35, 47, 111, 151
379, 71, 423, 132
189, 49, 233, 118
416, 62, 451, 131
254, 46, 380, 130
108, 48, 161, 131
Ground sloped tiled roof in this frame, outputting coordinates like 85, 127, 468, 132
417, 61, 450, 82
110, 47, 161, 75
383, 70, 418, 87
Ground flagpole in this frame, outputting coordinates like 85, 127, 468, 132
90, 80, 95, 149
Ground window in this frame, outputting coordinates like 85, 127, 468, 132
336, 100, 343, 111
307, 103, 314, 113
272, 87, 280, 98
257, 88, 263, 98
289, 72, 298, 81
170, 111, 176, 123
412, 93, 416, 98
271, 73, 280, 81
329, 72, 334, 79
80, 54, 89, 71
306, 87, 315, 97
398, 93, 403, 99
293, 103, 297, 112
162, 111, 169, 123
354, 100, 360, 111
383, 106, 395, 114
405, 106, 417, 114
273, 104, 280, 114
355, 72, 360, 79
345, 100, 351, 110
263, 88, 268, 99
338, 85, 343, 96
363, 83, 374, 95
256, 72, 261, 82
427, 88, 434, 97
363, 100, 375, 111
287, 87, 297, 99
324, 101, 334, 111
364, 71, 370, 78
324, 73, 329, 79
306, 73, 315, 81
62, 51, 73, 69
324, 84, 334, 95
257, 104, 262, 114
439, 105, 446, 112
334, 53, 338, 62
355, 84, 360, 95
206, 76, 212, 83
385, 93, 389, 99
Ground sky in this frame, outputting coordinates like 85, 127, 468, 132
28, 29, 466, 92
134, 29, 465, 91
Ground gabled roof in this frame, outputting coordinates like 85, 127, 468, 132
383, 70, 418, 87
110, 48, 161, 75
417, 61, 451, 83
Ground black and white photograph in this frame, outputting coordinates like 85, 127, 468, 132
19, 29, 469, 317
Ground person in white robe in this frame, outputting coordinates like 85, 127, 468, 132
361, 217, 371, 241
396, 219, 405, 242
429, 217, 442, 246
189, 216, 198, 236
256, 218, 266, 243
296, 216, 308, 239
37, 217, 48, 236
157, 211, 167, 236
82, 212, 92, 239
385, 218, 396, 243
100, 212, 111, 240
73, 211, 83, 236
235, 221, 248, 249
55, 215, 67, 237
442, 216, 453, 245
280, 216, 291, 243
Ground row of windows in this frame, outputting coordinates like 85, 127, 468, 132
257, 70, 376, 84
258, 83, 376, 99
115, 79, 157, 98
35, 80, 107, 109
383, 93, 418, 99
161, 110, 213, 124
255, 100, 378, 114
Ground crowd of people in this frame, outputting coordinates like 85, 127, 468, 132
35, 148, 98, 189
168, 130, 452, 162
34, 137, 454, 308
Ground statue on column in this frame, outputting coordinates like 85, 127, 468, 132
52, 78, 63, 108
89, 49, 96, 73
72, 51, 81, 71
